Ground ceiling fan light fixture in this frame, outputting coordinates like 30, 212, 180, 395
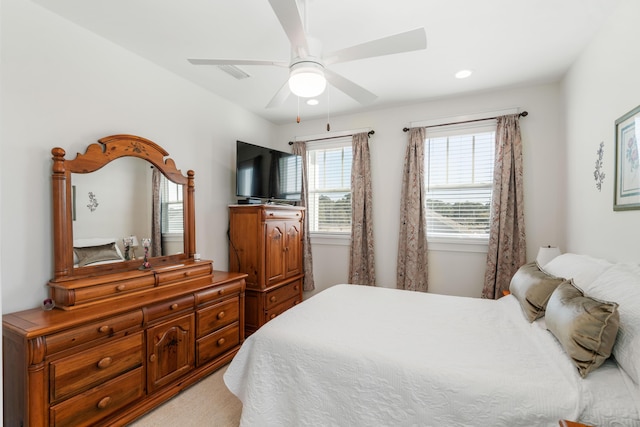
288, 62, 326, 98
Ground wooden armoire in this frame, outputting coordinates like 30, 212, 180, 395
228, 204, 304, 335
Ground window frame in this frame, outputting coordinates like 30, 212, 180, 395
305, 137, 353, 239
423, 121, 497, 246
160, 174, 184, 236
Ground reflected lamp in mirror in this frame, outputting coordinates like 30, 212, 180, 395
536, 246, 561, 268
123, 235, 139, 260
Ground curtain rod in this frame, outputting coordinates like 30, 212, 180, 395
402, 111, 528, 132
288, 130, 375, 145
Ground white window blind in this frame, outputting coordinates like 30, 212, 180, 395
278, 154, 303, 200
306, 137, 352, 233
424, 123, 496, 239
160, 175, 184, 234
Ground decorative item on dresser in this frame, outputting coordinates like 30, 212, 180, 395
2, 134, 247, 427
228, 204, 304, 336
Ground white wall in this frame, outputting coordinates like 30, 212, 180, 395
562, 0, 640, 262
275, 83, 566, 298
0, 0, 276, 313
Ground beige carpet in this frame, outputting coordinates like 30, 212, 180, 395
128, 365, 242, 427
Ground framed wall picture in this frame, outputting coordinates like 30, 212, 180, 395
614, 104, 640, 211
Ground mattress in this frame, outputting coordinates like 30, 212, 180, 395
224, 284, 639, 427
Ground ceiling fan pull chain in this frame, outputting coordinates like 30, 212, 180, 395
296, 96, 301, 123
326, 85, 331, 131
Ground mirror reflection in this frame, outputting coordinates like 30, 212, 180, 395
71, 157, 184, 268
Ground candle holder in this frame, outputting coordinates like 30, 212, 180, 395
139, 238, 152, 270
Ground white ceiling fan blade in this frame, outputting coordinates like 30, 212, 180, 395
268, 0, 309, 57
324, 27, 427, 66
266, 80, 292, 109
188, 58, 288, 67
324, 69, 377, 105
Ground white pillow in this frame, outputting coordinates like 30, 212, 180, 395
585, 263, 640, 384
541, 253, 612, 290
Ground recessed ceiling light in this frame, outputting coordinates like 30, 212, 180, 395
306, 99, 319, 106
455, 69, 473, 79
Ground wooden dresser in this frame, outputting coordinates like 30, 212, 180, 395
3, 264, 246, 427
228, 204, 304, 335
3, 135, 247, 426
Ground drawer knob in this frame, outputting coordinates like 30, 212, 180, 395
270, 296, 277, 303
170, 303, 179, 310
293, 285, 299, 291
97, 357, 113, 369
184, 271, 191, 277
97, 396, 112, 409
218, 289, 225, 295
98, 325, 110, 333
217, 311, 225, 320
116, 284, 126, 291
217, 338, 226, 346
270, 314, 277, 319
149, 354, 156, 363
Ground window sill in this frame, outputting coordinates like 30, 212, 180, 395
427, 236, 488, 253
310, 233, 351, 246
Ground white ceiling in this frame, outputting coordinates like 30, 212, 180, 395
32, 0, 621, 125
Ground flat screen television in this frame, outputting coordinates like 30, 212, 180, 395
236, 140, 303, 202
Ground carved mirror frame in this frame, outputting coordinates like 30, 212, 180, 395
51, 134, 195, 279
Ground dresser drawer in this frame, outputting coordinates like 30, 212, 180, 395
196, 296, 239, 338
49, 366, 144, 427
50, 332, 143, 403
264, 297, 301, 323
195, 279, 244, 306
49, 270, 155, 309
144, 294, 194, 323
265, 279, 302, 311
46, 310, 143, 354
196, 323, 240, 366
262, 208, 303, 220
73, 275, 156, 305
156, 262, 212, 286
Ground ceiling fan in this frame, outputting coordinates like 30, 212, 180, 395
188, 0, 427, 108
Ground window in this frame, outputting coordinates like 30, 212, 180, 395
277, 153, 303, 200
160, 175, 183, 234
306, 137, 352, 234
424, 123, 496, 240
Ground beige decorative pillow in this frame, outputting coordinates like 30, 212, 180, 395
509, 262, 565, 322
73, 243, 122, 267
545, 280, 620, 378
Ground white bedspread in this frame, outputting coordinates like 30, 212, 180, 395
224, 285, 628, 426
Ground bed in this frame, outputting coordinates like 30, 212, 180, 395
224, 254, 640, 426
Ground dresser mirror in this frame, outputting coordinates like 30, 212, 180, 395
51, 134, 195, 279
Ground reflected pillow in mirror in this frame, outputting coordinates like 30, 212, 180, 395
73, 242, 123, 267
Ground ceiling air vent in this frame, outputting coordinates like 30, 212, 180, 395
218, 64, 250, 80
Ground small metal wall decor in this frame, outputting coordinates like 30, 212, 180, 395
594, 141, 605, 191
87, 192, 99, 212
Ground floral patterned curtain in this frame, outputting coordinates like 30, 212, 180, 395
482, 114, 526, 299
349, 132, 376, 285
292, 141, 315, 291
151, 167, 162, 257
397, 127, 428, 292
